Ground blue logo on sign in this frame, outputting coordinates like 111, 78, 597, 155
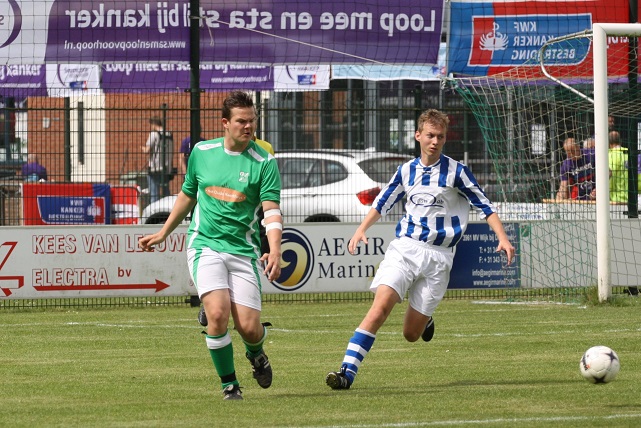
297, 74, 316, 85
468, 14, 592, 68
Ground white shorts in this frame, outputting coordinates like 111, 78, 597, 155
370, 237, 455, 317
187, 247, 263, 311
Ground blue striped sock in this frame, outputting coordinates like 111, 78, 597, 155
341, 328, 376, 384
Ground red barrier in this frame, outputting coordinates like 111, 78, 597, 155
110, 186, 140, 224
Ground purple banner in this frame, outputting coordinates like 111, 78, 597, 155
101, 63, 273, 93
0, 65, 47, 98
1, 1, 444, 65
198, 1, 444, 64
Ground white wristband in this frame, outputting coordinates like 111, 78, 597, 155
265, 222, 283, 232
263, 209, 281, 219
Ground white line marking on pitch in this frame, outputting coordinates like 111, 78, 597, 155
471, 300, 581, 306
3, 322, 638, 336
312, 413, 641, 427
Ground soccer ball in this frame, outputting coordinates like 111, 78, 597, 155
579, 346, 620, 384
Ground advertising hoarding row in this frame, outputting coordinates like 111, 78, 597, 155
2, 0, 633, 85
0, 223, 520, 299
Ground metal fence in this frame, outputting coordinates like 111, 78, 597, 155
0, 287, 599, 309
0, 80, 505, 226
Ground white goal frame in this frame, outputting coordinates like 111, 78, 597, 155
593, 23, 641, 302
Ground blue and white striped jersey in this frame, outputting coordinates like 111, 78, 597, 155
374, 154, 496, 248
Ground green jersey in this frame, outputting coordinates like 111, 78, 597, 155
608, 147, 628, 203
182, 138, 281, 258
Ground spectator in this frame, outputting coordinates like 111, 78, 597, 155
142, 116, 174, 203
608, 115, 616, 131
583, 137, 595, 153
138, 91, 282, 400
21, 154, 47, 182
608, 130, 628, 203
556, 137, 595, 201
179, 135, 205, 176
638, 153, 641, 193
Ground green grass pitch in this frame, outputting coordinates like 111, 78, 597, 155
1, 298, 640, 427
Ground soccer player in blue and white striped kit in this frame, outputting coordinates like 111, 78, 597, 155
326, 109, 515, 390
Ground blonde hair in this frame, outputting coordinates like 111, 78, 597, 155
417, 109, 449, 132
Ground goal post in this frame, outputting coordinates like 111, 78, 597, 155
446, 24, 641, 302
592, 23, 641, 302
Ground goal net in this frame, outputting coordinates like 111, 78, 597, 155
446, 24, 641, 299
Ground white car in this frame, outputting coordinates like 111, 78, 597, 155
140, 149, 411, 224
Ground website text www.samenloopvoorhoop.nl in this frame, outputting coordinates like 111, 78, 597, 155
63, 39, 185, 52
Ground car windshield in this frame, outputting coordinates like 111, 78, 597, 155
358, 157, 408, 183
278, 157, 349, 189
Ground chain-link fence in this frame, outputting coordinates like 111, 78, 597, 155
1, 81, 506, 226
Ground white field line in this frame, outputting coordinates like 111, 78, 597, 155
312, 413, 641, 427
471, 300, 582, 306
1, 322, 639, 335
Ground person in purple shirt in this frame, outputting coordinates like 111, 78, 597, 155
21, 154, 48, 182
638, 153, 641, 191
556, 138, 595, 201
179, 135, 205, 176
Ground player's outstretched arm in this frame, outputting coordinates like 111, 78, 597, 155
139, 191, 196, 252
348, 208, 382, 255
485, 213, 515, 265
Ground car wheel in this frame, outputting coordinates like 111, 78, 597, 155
145, 213, 170, 224
305, 215, 340, 222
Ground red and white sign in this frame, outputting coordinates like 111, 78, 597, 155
0, 226, 194, 299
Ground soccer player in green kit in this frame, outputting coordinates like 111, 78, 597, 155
139, 91, 282, 400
